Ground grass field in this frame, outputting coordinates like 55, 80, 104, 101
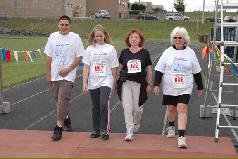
1, 17, 213, 88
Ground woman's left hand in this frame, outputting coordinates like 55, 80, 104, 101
197, 89, 204, 97
146, 84, 152, 95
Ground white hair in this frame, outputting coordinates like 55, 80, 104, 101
170, 26, 190, 46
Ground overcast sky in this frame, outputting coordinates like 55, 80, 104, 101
129, 0, 216, 12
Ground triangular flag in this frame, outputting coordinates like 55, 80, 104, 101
202, 47, 206, 60
36, 49, 43, 59
31, 51, 37, 59
6, 50, 11, 63
23, 51, 29, 62
231, 62, 238, 75
26, 51, 33, 63
13, 51, 19, 64
2, 48, 6, 63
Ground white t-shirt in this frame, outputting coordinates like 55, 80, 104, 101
83, 43, 119, 89
44, 32, 84, 82
154, 46, 201, 96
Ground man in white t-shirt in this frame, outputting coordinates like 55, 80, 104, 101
44, 15, 84, 141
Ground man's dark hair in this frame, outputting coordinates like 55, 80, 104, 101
59, 15, 71, 24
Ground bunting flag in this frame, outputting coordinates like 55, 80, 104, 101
202, 45, 211, 60
36, 49, 43, 59
202, 47, 207, 60
0, 48, 44, 64
26, 51, 33, 63
2, 48, 7, 63
224, 54, 238, 76
31, 51, 37, 59
23, 51, 30, 63
6, 50, 11, 63
13, 51, 19, 64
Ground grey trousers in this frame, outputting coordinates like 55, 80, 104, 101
51, 80, 73, 121
121, 80, 143, 132
90, 86, 111, 134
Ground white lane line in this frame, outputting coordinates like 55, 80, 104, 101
24, 92, 84, 130
11, 89, 50, 106
24, 110, 56, 130
110, 101, 121, 113
222, 113, 238, 142
10, 74, 83, 107
3, 77, 45, 92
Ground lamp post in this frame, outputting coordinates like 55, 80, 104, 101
202, 0, 205, 24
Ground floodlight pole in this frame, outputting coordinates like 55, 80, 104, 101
202, 0, 205, 24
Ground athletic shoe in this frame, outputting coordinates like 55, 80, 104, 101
178, 136, 188, 148
134, 123, 140, 133
166, 126, 175, 138
90, 131, 100, 138
51, 125, 63, 141
63, 117, 72, 132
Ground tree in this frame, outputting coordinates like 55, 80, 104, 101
173, 0, 185, 14
131, 4, 146, 11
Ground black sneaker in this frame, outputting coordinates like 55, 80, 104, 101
51, 125, 63, 141
90, 132, 100, 138
63, 117, 72, 132
101, 134, 109, 141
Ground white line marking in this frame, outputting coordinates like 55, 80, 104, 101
11, 89, 49, 106
24, 92, 84, 129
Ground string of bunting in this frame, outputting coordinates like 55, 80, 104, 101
202, 44, 238, 77
0, 48, 44, 64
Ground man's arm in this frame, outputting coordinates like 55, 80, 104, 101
59, 56, 82, 77
46, 56, 52, 84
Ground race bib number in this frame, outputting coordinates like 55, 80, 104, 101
92, 62, 106, 76
127, 60, 141, 73
172, 73, 186, 88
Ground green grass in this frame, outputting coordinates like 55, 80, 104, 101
1, 17, 213, 88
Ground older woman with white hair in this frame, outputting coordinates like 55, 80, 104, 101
153, 26, 203, 148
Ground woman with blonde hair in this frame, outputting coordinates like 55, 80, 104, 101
83, 24, 119, 140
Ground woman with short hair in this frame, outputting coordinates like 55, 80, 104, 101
153, 26, 204, 148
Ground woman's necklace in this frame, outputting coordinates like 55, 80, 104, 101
129, 47, 141, 53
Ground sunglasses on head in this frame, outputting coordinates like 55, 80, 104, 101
173, 37, 183, 39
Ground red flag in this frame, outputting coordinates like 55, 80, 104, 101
202, 47, 206, 60
6, 50, 11, 63
23, 51, 29, 63
205, 46, 210, 54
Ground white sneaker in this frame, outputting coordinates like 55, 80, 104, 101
125, 133, 134, 141
166, 126, 175, 138
134, 123, 140, 133
178, 136, 188, 148
125, 129, 134, 141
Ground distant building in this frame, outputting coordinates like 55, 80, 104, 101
0, 0, 129, 19
0, 0, 84, 18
